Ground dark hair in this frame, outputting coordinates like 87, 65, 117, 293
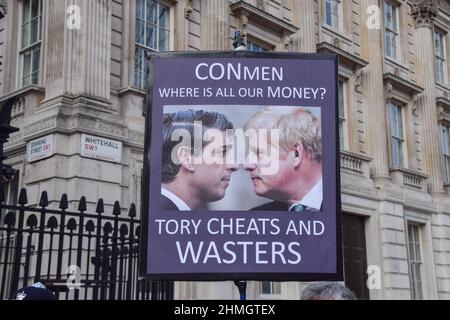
162, 109, 234, 183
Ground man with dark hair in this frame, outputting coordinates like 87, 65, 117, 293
161, 109, 238, 210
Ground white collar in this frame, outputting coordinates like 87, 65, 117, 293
289, 179, 323, 211
161, 187, 191, 211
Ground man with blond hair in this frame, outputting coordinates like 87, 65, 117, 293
244, 106, 322, 212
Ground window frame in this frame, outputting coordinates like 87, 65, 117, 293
434, 29, 448, 85
406, 223, 424, 300
441, 122, 450, 183
338, 79, 349, 150
384, 1, 400, 61
324, 0, 343, 31
388, 101, 406, 168
134, 0, 173, 90
18, 0, 43, 88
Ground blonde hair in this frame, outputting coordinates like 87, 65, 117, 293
244, 107, 322, 162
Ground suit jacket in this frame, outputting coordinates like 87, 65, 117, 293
161, 194, 180, 211
251, 201, 289, 211
251, 201, 323, 212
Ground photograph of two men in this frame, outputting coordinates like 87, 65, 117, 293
160, 105, 323, 213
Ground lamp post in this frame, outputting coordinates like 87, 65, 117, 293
0, 97, 20, 202
233, 30, 247, 51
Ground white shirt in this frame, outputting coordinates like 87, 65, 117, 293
288, 179, 323, 212
161, 187, 191, 211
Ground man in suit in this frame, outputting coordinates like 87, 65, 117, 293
161, 109, 238, 210
244, 107, 323, 212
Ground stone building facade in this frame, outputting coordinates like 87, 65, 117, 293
1, 0, 450, 300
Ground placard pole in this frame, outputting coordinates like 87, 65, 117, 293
234, 281, 247, 301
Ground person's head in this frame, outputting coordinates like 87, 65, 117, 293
301, 282, 357, 300
162, 109, 238, 204
244, 107, 322, 202
11, 282, 57, 300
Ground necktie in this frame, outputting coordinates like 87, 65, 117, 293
290, 203, 305, 212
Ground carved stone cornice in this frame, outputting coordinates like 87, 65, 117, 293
437, 96, 450, 121
383, 72, 423, 104
0, 0, 6, 18
412, 0, 438, 28
433, 0, 450, 15
256, 0, 265, 10
184, 0, 193, 18
230, 1, 298, 37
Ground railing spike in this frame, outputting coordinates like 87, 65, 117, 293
129, 203, 136, 218
18, 188, 28, 205
39, 191, 48, 208
96, 199, 104, 214
78, 196, 87, 212
59, 194, 68, 210
113, 201, 121, 216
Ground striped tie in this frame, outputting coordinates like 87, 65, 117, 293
289, 203, 305, 212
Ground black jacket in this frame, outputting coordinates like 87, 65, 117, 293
250, 201, 323, 212
161, 194, 180, 211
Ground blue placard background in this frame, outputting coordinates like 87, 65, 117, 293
141, 52, 341, 281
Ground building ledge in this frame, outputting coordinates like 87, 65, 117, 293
389, 167, 428, 191
0, 85, 45, 103
116, 87, 146, 98
383, 73, 423, 97
317, 42, 368, 71
340, 150, 372, 178
437, 96, 450, 108
230, 1, 299, 36
437, 96, 450, 122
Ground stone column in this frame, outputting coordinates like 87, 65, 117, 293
361, 0, 390, 180
44, 0, 112, 101
292, 0, 316, 52
412, 0, 450, 299
412, 2, 443, 192
200, 0, 229, 50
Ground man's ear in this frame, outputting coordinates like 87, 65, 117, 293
177, 146, 195, 172
292, 143, 303, 168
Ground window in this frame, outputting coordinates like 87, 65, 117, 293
135, 0, 170, 89
338, 80, 347, 150
260, 281, 281, 296
247, 40, 269, 52
434, 30, 447, 85
407, 224, 423, 300
20, 0, 42, 87
441, 123, 450, 183
343, 214, 370, 299
384, 1, 399, 60
324, 0, 341, 30
389, 102, 405, 167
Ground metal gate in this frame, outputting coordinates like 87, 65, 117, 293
0, 188, 173, 300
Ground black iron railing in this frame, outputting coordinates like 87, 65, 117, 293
0, 188, 173, 300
